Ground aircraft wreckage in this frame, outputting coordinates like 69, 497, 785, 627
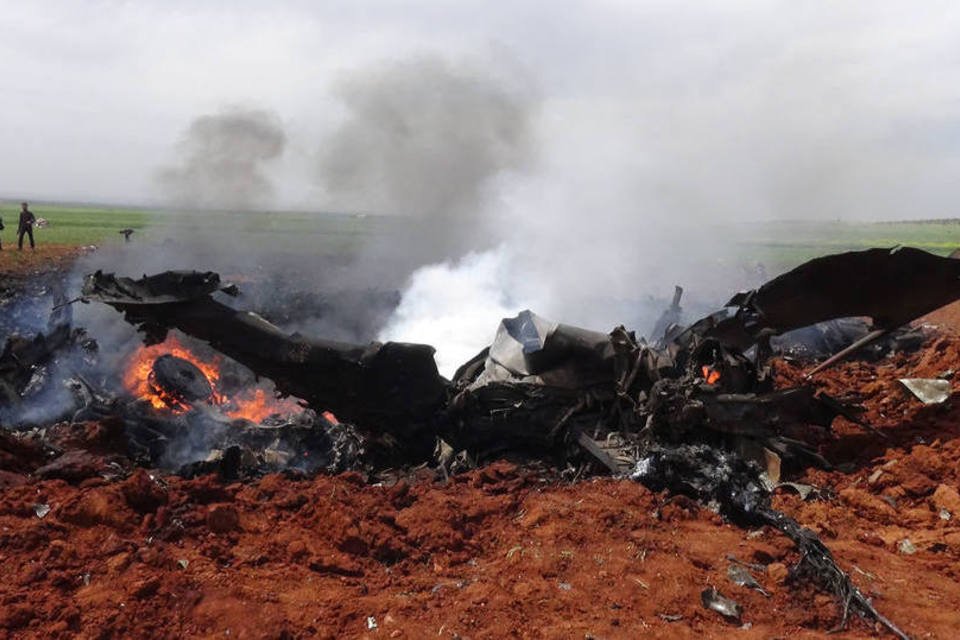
9, 246, 960, 638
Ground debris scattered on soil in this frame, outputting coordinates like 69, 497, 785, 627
897, 539, 918, 555
727, 563, 770, 597
700, 586, 743, 621
4, 246, 960, 637
899, 378, 952, 404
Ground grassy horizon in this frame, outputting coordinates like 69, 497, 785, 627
0, 202, 150, 247
3, 201, 960, 270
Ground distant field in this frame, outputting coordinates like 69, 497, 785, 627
148, 208, 407, 257
0, 202, 150, 246
0, 202, 407, 255
5, 202, 960, 271
729, 219, 960, 272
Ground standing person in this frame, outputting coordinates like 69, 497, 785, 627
0, 212, 4, 250
17, 202, 36, 251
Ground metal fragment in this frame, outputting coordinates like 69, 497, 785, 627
700, 587, 742, 621
776, 482, 822, 501
898, 539, 917, 555
899, 378, 951, 405
727, 564, 771, 597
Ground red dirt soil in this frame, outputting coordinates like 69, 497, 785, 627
924, 300, 960, 335
2, 257, 960, 638
0, 244, 90, 278
2, 344, 959, 639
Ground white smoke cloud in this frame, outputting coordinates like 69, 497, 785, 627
377, 7, 960, 370
7, 2, 960, 376
377, 246, 519, 375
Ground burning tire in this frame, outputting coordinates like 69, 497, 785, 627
148, 354, 215, 409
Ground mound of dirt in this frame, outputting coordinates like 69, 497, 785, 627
2, 329, 960, 638
2, 250, 959, 638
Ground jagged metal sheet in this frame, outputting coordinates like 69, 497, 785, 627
468, 309, 615, 389
82, 270, 231, 305
899, 378, 952, 405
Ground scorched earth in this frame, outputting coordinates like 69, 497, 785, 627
1, 249, 960, 639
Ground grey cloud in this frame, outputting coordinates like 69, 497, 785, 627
316, 54, 537, 261
0, 1, 959, 220
157, 108, 287, 210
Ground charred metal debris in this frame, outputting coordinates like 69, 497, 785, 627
4, 247, 958, 638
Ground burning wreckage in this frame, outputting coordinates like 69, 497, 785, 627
4, 247, 960, 637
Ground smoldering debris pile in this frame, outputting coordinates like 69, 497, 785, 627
3, 247, 960, 638
0, 270, 365, 478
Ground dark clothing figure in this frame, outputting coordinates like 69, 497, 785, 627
0, 215, 4, 250
18, 204, 35, 250
18, 225, 34, 250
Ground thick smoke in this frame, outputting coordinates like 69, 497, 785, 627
158, 108, 286, 211
377, 247, 518, 374
73, 57, 538, 359
378, 41, 939, 374
316, 55, 536, 266
66, 34, 956, 382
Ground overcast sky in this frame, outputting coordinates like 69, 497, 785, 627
2, 1, 960, 219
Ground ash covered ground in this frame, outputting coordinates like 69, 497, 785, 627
2, 250, 960, 639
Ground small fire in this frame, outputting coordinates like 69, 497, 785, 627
224, 388, 299, 423
123, 334, 301, 421
123, 335, 222, 412
701, 365, 721, 385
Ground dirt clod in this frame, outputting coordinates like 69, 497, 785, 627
206, 504, 240, 533
766, 562, 789, 585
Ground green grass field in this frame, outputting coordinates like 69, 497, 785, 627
0, 202, 151, 247
5, 201, 960, 272
0, 202, 405, 255
145, 208, 407, 257
730, 219, 960, 270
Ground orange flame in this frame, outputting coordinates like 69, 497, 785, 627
122, 334, 301, 422
224, 387, 302, 423
123, 335, 222, 412
701, 365, 721, 385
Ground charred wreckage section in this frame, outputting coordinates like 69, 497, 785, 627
4, 247, 960, 638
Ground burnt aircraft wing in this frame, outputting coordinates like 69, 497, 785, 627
82, 270, 233, 305
690, 247, 960, 349
83, 271, 448, 443
748, 247, 960, 331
